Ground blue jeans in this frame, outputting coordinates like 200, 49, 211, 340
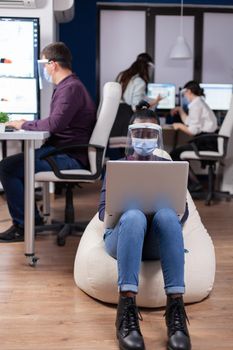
0, 145, 83, 227
104, 208, 185, 295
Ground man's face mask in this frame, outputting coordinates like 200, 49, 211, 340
43, 67, 53, 84
131, 137, 158, 156
37, 59, 53, 89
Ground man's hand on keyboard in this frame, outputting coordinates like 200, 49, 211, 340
6, 120, 26, 130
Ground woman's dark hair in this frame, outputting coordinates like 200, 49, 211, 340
116, 53, 153, 95
183, 80, 205, 97
129, 100, 160, 125
41, 42, 72, 70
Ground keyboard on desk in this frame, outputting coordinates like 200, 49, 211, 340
4, 126, 17, 132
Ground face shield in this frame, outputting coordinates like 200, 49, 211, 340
37, 59, 53, 89
148, 61, 155, 80
180, 88, 189, 110
125, 122, 163, 159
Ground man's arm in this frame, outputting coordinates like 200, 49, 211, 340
21, 85, 81, 132
6, 120, 25, 129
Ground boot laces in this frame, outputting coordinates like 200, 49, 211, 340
121, 302, 143, 335
164, 299, 189, 336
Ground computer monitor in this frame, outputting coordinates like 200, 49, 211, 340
147, 83, 176, 109
0, 16, 40, 121
200, 83, 233, 111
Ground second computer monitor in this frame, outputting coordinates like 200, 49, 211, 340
200, 83, 233, 111
147, 83, 176, 109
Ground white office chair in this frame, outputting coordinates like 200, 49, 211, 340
180, 94, 233, 205
35, 82, 122, 245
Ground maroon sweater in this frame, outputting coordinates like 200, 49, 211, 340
22, 74, 96, 168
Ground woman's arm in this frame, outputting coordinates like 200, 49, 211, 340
170, 106, 188, 124
98, 177, 106, 222
130, 78, 146, 110
172, 122, 194, 136
180, 202, 189, 225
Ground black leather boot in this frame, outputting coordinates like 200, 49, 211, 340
165, 296, 191, 350
116, 295, 145, 350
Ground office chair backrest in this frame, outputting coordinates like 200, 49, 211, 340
218, 94, 233, 155
88, 82, 121, 174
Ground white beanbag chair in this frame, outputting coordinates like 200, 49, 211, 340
74, 192, 216, 307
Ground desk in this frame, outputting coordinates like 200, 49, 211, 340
0, 130, 50, 266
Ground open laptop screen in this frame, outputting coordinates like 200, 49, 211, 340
104, 160, 189, 229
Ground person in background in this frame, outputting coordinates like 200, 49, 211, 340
0, 41, 96, 242
99, 102, 191, 350
170, 80, 218, 192
109, 53, 163, 159
116, 52, 162, 112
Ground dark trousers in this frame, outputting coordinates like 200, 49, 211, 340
0, 145, 82, 227
170, 143, 196, 162
170, 133, 218, 185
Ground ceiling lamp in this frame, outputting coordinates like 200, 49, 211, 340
170, 0, 192, 59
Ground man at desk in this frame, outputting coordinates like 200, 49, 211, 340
0, 42, 96, 242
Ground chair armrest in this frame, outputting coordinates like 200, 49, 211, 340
189, 134, 228, 159
40, 143, 103, 158
40, 143, 105, 181
188, 133, 217, 143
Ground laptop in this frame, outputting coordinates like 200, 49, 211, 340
104, 160, 189, 229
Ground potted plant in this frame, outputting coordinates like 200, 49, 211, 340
0, 112, 9, 132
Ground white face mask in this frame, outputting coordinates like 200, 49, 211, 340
43, 67, 53, 84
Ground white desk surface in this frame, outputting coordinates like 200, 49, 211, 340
0, 130, 50, 141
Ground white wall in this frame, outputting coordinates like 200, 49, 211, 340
155, 15, 194, 91
99, 10, 195, 97
100, 10, 146, 94
203, 13, 233, 83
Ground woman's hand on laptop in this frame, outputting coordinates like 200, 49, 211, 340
6, 120, 26, 130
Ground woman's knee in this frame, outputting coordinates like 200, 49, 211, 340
121, 209, 147, 227
154, 208, 179, 228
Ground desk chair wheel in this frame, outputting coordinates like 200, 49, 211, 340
26, 255, 39, 267
205, 193, 212, 206
57, 224, 71, 246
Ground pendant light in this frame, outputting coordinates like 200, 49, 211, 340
170, 0, 192, 59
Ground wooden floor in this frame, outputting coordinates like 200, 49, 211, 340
0, 182, 232, 350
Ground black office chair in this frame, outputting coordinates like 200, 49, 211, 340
180, 95, 233, 205
35, 82, 121, 245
